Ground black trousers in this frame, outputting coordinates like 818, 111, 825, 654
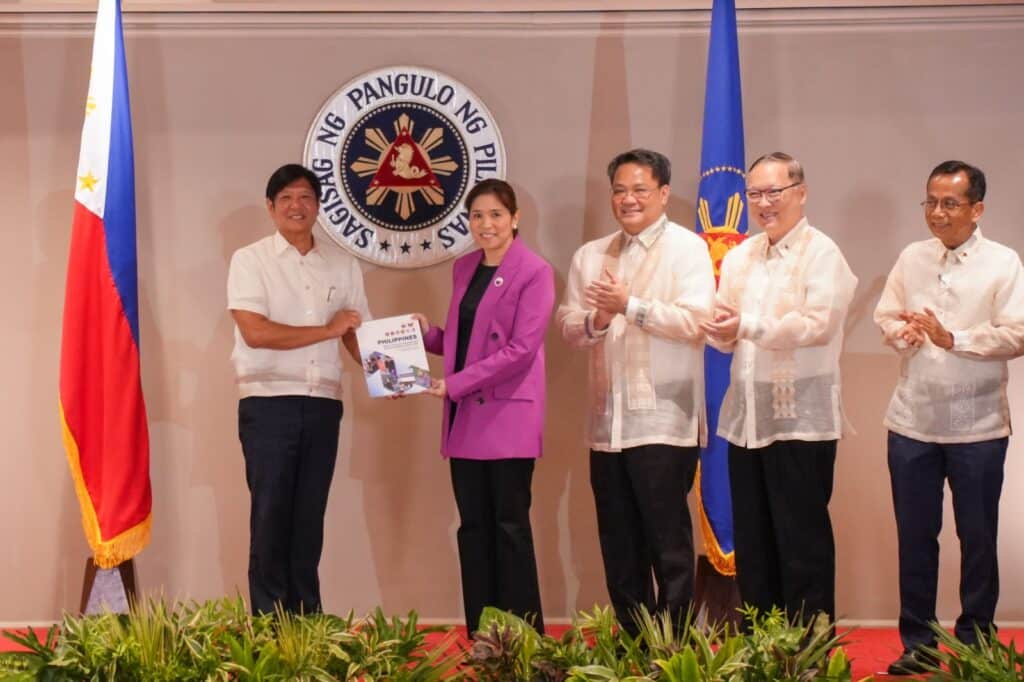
888, 431, 1006, 649
590, 444, 699, 636
238, 395, 342, 615
729, 439, 836, 626
450, 457, 544, 635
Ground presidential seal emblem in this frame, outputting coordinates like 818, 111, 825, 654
304, 66, 506, 268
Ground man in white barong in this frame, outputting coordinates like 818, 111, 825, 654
558, 148, 715, 635
874, 160, 1024, 675
702, 152, 857, 629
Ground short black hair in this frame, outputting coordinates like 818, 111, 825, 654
928, 160, 986, 203
606, 148, 671, 186
265, 164, 322, 203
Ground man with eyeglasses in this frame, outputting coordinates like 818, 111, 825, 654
702, 152, 857, 630
558, 148, 715, 635
874, 160, 1024, 675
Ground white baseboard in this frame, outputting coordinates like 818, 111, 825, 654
0, 621, 58, 630
415, 616, 1024, 629
842, 619, 1024, 629
5, 617, 1024, 630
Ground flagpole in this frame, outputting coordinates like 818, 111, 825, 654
693, 0, 747, 625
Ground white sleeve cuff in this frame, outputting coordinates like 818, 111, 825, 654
951, 330, 971, 351
624, 297, 649, 327
227, 299, 268, 317
585, 311, 610, 339
738, 312, 761, 341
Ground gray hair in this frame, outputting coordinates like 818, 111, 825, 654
748, 152, 805, 184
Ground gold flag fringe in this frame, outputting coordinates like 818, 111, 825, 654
59, 400, 151, 569
694, 462, 736, 576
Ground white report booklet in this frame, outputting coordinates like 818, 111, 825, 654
355, 314, 432, 398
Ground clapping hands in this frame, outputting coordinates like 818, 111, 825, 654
897, 308, 953, 350
701, 302, 742, 343
586, 269, 628, 330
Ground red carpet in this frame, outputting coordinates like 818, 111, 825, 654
4, 624, 1022, 679
426, 625, 909, 679
427, 625, 1024, 679
0, 629, 41, 651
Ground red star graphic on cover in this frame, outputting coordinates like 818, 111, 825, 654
370, 127, 441, 188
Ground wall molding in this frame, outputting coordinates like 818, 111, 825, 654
2, 0, 1023, 12
2, 4, 1023, 33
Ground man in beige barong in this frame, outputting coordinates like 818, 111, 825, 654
559, 148, 715, 635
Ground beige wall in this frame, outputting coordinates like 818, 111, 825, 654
3, 4, 1024, 624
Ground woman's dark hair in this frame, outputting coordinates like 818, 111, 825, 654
465, 178, 518, 213
465, 179, 519, 234
265, 164, 322, 203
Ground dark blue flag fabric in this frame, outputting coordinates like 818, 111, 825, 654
695, 0, 747, 576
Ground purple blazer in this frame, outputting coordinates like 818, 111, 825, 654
422, 238, 555, 460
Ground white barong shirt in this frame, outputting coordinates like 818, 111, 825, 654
558, 216, 715, 452
710, 219, 857, 449
874, 229, 1024, 443
227, 231, 371, 400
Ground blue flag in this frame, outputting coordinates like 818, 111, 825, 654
695, 0, 746, 577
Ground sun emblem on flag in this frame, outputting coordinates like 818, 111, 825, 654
698, 191, 747, 280
348, 112, 460, 221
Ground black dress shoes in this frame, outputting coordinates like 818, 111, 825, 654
887, 648, 940, 675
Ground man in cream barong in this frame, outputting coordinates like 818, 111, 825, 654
702, 152, 856, 629
559, 149, 715, 635
874, 160, 1024, 675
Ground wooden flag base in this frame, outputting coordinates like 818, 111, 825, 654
80, 558, 138, 615
694, 554, 742, 627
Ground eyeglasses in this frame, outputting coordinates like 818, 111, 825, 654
921, 198, 974, 212
611, 186, 657, 200
744, 182, 802, 203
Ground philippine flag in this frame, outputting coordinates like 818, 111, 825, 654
59, 0, 152, 569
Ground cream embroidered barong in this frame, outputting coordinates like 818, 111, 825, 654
709, 219, 857, 449
558, 217, 716, 452
873, 229, 1024, 443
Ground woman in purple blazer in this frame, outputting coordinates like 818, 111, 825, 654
415, 179, 554, 635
